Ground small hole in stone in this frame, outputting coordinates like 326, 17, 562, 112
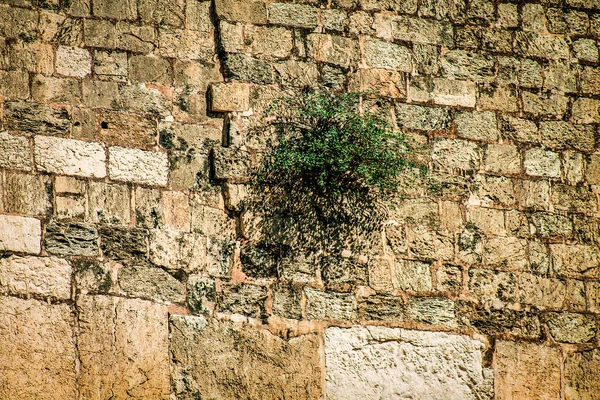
101, 122, 109, 129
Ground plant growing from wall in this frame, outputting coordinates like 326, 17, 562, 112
251, 90, 420, 253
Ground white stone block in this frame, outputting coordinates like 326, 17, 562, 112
34, 136, 106, 178
56, 46, 92, 77
0, 256, 72, 299
0, 214, 41, 254
108, 146, 169, 186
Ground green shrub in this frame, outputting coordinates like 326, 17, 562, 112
258, 91, 416, 200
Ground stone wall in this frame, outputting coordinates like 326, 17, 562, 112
0, 0, 599, 398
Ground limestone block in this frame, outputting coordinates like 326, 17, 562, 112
0, 297, 76, 400
550, 244, 599, 278
395, 259, 432, 292
497, 57, 542, 88
108, 146, 169, 186
305, 287, 356, 320
117, 22, 157, 53
4, 173, 52, 216
93, 0, 136, 19
361, 0, 417, 13
441, 50, 494, 81
170, 316, 323, 399
93, 50, 127, 79
210, 82, 250, 112
45, 221, 99, 257
267, 3, 318, 28
494, 341, 561, 400
174, 59, 223, 92
374, 14, 453, 46
84, 18, 117, 48
364, 39, 411, 71
118, 264, 185, 304
157, 28, 213, 60
34, 136, 106, 178
31, 75, 81, 103
272, 284, 303, 319
56, 46, 91, 77
433, 78, 477, 107
244, 24, 294, 58
325, 326, 490, 399
118, 83, 171, 117
565, 349, 600, 399
531, 212, 573, 238
8, 41, 54, 74
77, 295, 170, 399
395, 103, 451, 131
457, 302, 541, 339
0, 214, 41, 254
219, 283, 267, 318
307, 34, 359, 67
499, 115, 539, 144
468, 268, 517, 302
82, 78, 119, 109
129, 54, 172, 85
4, 101, 70, 136
88, 181, 131, 224
148, 229, 205, 273
215, 0, 267, 24
432, 139, 482, 171
97, 110, 156, 148
454, 111, 498, 142
552, 184, 598, 215
191, 204, 235, 237
406, 226, 454, 261
485, 237, 528, 271
574, 39, 599, 63
514, 31, 570, 59
138, 0, 185, 27
0, 256, 71, 299
518, 273, 566, 309
515, 179, 550, 209
484, 144, 521, 175
389, 197, 439, 226
0, 70, 28, 99
212, 147, 252, 181
540, 121, 596, 153
572, 98, 600, 124
0, 131, 31, 171
524, 147, 561, 178
98, 226, 148, 261
545, 312, 597, 344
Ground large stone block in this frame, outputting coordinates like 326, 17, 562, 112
494, 341, 561, 400
34, 136, 106, 178
4, 173, 52, 216
307, 34, 359, 67
45, 221, 99, 257
267, 2, 318, 28
565, 349, 600, 399
210, 82, 250, 112
77, 295, 170, 399
374, 14, 453, 46
88, 181, 131, 224
364, 39, 411, 71
0, 256, 71, 299
170, 316, 323, 399
0, 214, 41, 254
550, 244, 599, 278
0, 297, 76, 400
108, 146, 169, 186
545, 312, 597, 344
0, 131, 31, 171
4, 101, 70, 136
325, 326, 490, 399
395, 103, 451, 131
55, 46, 92, 78
432, 138, 481, 171
305, 287, 356, 321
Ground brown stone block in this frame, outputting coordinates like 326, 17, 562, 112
77, 295, 170, 400
494, 341, 561, 400
5, 172, 52, 216
565, 349, 600, 399
32, 75, 81, 104
0, 297, 76, 399
97, 110, 156, 148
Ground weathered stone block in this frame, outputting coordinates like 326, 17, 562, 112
565, 349, 600, 400
433, 78, 476, 107
552, 184, 598, 214
406, 226, 454, 261
56, 46, 91, 77
364, 39, 411, 71
484, 144, 520, 175
215, 0, 267, 24
170, 316, 323, 399
0, 297, 76, 400
545, 312, 596, 344
87, 181, 130, 224
93, 50, 127, 79
307, 34, 359, 67
108, 146, 168, 186
212, 147, 252, 181
45, 221, 99, 257
523, 148, 561, 178
494, 341, 561, 400
499, 115, 539, 144
408, 297, 456, 326
551, 244, 599, 278
518, 273, 566, 309
267, 3, 318, 28
210, 82, 250, 112
395, 259, 432, 292
0, 256, 71, 299
574, 39, 599, 63
457, 301, 541, 339
468, 268, 517, 302
34, 136, 106, 178
138, 0, 185, 27
31, 75, 81, 103
219, 283, 267, 318
572, 97, 600, 124
514, 31, 570, 59
305, 287, 356, 321
357, 295, 405, 321
5, 101, 70, 136
77, 295, 170, 399
0, 214, 41, 254
522, 91, 568, 117
395, 103, 451, 131
540, 121, 596, 153
441, 50, 494, 81
0, 131, 31, 171
432, 138, 481, 171
157, 28, 213, 60
8, 41, 54, 74
81, 78, 119, 109
325, 326, 489, 399
119, 264, 185, 304
455, 111, 498, 142
5, 173, 52, 216
531, 212, 572, 238
374, 14, 453, 46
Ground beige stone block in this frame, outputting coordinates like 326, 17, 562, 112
191, 204, 235, 237
406, 226, 454, 261
478, 84, 519, 112
117, 22, 156, 53
135, 187, 163, 228
5, 173, 52, 216
34, 136, 106, 178
484, 144, 521, 175
524, 147, 561, 178
565, 349, 600, 399
8, 41, 54, 74
494, 341, 561, 400
118, 83, 171, 118
364, 39, 412, 71
31, 75, 81, 104
210, 82, 250, 112
71, 107, 97, 140
93, 0, 137, 20
56, 46, 91, 78
572, 97, 600, 124
455, 111, 498, 142
395, 259, 432, 292
432, 139, 482, 171
467, 207, 505, 236
129, 54, 172, 85
515, 179, 550, 210
174, 59, 223, 92
0, 131, 32, 171
88, 181, 131, 224
440, 201, 464, 231
84, 18, 117, 48
522, 91, 569, 117
518, 272, 566, 309
93, 50, 127, 80
97, 110, 156, 148
55, 176, 86, 195
468, 268, 516, 302
149, 229, 205, 274
82, 78, 119, 109
56, 196, 86, 219
485, 237, 528, 271
171, 316, 323, 399
157, 28, 213, 60
0, 297, 76, 400
215, 0, 267, 24
162, 190, 190, 232
0, 255, 71, 299
550, 244, 600, 278
433, 78, 476, 108
305, 287, 356, 320
0, 70, 28, 100
78, 295, 169, 400
108, 146, 169, 186
307, 33, 359, 67
243, 24, 294, 58
139, 0, 185, 27
0, 214, 41, 254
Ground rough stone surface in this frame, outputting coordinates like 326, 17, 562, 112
170, 316, 323, 399
305, 287, 356, 321
45, 221, 99, 257
109, 146, 169, 186
0, 256, 71, 299
494, 341, 562, 400
0, 297, 76, 400
325, 326, 490, 400
0, 131, 31, 171
34, 136, 106, 178
77, 295, 170, 400
0, 214, 41, 254
564, 349, 600, 400
545, 312, 597, 344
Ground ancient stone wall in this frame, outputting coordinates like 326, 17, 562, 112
0, 0, 599, 398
